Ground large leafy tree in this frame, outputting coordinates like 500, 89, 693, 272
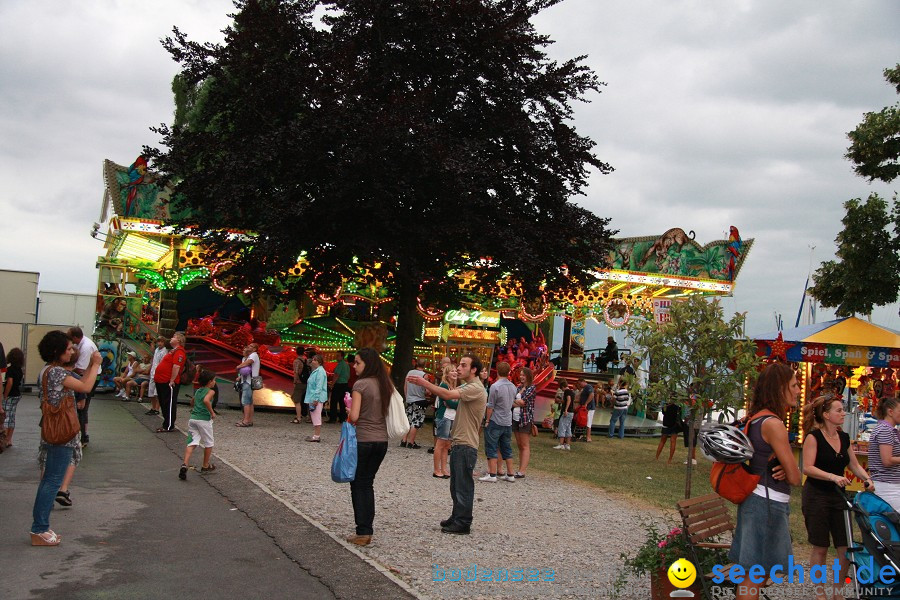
809, 193, 900, 317
846, 64, 900, 183
626, 296, 760, 498
147, 0, 615, 384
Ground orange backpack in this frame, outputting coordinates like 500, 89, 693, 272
709, 410, 776, 504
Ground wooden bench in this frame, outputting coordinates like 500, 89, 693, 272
676, 493, 735, 597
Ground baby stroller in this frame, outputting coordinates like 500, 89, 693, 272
572, 406, 588, 441
843, 489, 900, 599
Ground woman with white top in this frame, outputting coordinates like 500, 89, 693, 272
729, 362, 802, 600
432, 365, 458, 478
868, 396, 900, 511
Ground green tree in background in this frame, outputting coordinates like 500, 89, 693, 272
809, 193, 900, 317
627, 296, 760, 498
846, 64, 900, 183
146, 0, 615, 386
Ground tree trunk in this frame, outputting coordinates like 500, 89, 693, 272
684, 408, 697, 499
391, 277, 418, 391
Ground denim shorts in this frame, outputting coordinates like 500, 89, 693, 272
729, 491, 792, 573
434, 417, 452, 440
241, 382, 254, 406
483, 422, 513, 459
557, 413, 573, 438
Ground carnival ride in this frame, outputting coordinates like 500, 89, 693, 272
91, 155, 756, 409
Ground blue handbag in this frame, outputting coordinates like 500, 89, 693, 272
331, 421, 358, 483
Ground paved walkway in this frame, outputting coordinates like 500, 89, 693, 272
0, 394, 417, 600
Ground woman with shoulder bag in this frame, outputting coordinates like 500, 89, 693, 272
31, 330, 101, 546
433, 365, 458, 478
730, 363, 802, 600
304, 354, 328, 442
511, 367, 536, 479
345, 348, 391, 546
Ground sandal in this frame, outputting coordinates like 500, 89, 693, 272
290, 418, 301, 424
235, 422, 253, 427
31, 530, 61, 546
55, 490, 73, 507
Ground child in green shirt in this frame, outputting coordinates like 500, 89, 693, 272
179, 369, 217, 480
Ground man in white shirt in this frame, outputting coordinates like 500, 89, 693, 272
68, 326, 100, 446
146, 336, 169, 415
401, 359, 428, 449
235, 343, 260, 427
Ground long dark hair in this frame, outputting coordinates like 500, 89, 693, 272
356, 347, 393, 416
749, 362, 795, 420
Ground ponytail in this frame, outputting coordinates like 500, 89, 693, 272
876, 396, 900, 421
802, 396, 830, 437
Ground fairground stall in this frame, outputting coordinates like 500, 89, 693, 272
95, 155, 757, 412
755, 317, 900, 489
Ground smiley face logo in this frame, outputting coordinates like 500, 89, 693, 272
667, 558, 697, 589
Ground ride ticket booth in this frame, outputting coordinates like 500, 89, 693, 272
423, 309, 500, 370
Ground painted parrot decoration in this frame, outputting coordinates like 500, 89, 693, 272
124, 155, 148, 217
727, 225, 742, 280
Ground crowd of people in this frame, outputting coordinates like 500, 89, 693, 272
13, 321, 900, 599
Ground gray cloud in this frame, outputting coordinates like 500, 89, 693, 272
1, 0, 897, 339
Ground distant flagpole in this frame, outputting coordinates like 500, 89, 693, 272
795, 276, 808, 328
795, 245, 816, 327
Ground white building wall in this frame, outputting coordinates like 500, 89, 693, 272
0, 269, 39, 324
38, 291, 96, 330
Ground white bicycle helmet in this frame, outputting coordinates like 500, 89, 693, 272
698, 423, 754, 464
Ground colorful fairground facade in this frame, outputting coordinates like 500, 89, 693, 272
93, 156, 754, 394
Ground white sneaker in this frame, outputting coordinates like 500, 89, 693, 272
478, 474, 498, 482
565, 445, 571, 450
684, 459, 698, 465
502, 475, 516, 482
553, 444, 566, 450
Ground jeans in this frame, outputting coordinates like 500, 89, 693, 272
32, 444, 71, 533
350, 441, 388, 535
608, 408, 627, 439
449, 445, 478, 528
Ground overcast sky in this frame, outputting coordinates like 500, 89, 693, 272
1, 0, 897, 342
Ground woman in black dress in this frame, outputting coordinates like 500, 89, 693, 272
801, 395, 872, 600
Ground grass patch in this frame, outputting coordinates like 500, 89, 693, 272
525, 431, 811, 557
413, 422, 812, 556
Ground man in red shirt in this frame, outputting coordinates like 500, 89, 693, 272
153, 332, 186, 432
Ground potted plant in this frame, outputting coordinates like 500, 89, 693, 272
615, 522, 727, 599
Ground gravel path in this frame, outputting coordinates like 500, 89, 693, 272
174, 407, 672, 599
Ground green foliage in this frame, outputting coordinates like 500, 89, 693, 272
626, 296, 760, 418
846, 64, 900, 183
809, 193, 900, 317
617, 522, 727, 582
146, 0, 616, 383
